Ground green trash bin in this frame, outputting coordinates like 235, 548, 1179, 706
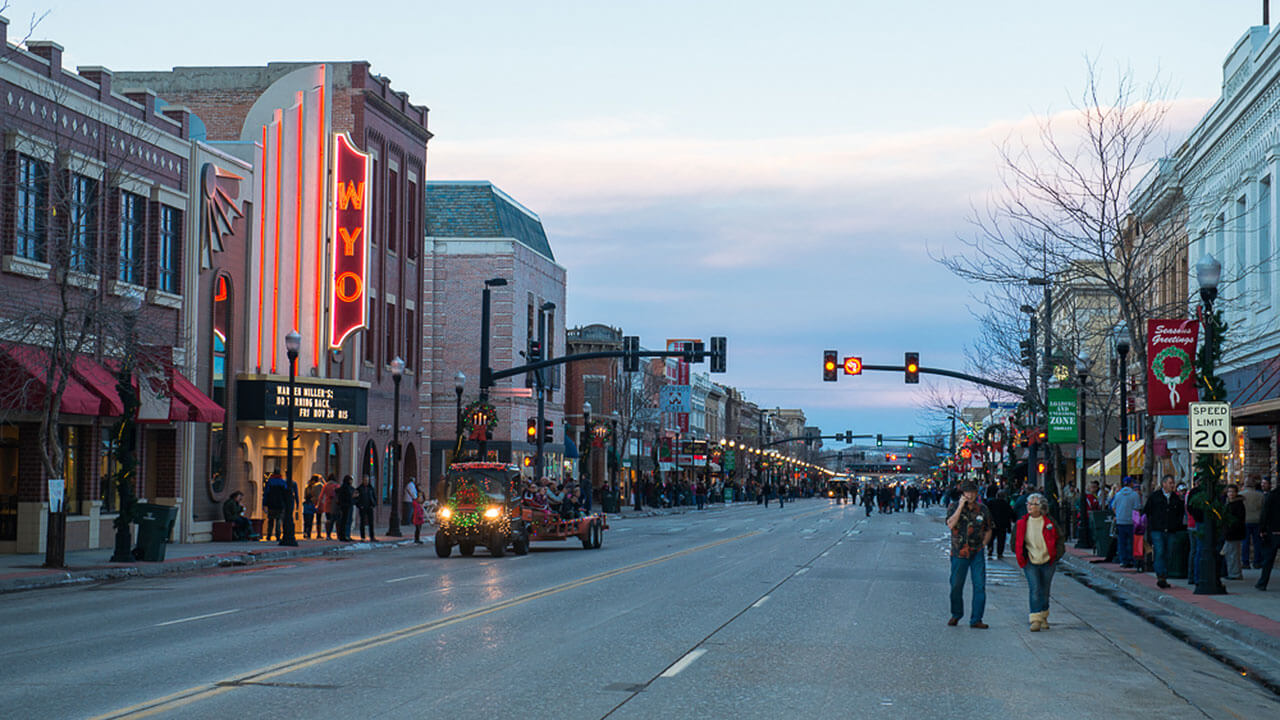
1166, 530, 1190, 579
724, 488, 734, 503
133, 503, 177, 562
1091, 512, 1115, 560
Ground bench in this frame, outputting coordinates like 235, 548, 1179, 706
212, 518, 263, 541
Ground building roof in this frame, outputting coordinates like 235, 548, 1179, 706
425, 181, 553, 261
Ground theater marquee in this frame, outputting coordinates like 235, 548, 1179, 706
236, 376, 369, 431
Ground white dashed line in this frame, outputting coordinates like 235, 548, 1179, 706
154, 609, 239, 627
796, 567, 809, 575
385, 573, 434, 583
752, 596, 771, 608
660, 648, 708, 677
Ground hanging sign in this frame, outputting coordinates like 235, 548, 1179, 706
1047, 387, 1079, 443
329, 132, 370, 349
1146, 319, 1199, 415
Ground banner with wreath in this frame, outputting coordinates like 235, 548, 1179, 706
1146, 319, 1199, 415
462, 400, 498, 441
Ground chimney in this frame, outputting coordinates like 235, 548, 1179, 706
123, 89, 158, 121
0, 16, 9, 47
26, 40, 63, 78
77, 66, 114, 101
161, 106, 191, 139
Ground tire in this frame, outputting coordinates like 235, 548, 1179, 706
513, 532, 529, 555
459, 542, 475, 557
434, 531, 451, 558
489, 533, 506, 557
580, 526, 592, 549
591, 521, 603, 549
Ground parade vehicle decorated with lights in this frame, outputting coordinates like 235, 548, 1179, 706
434, 462, 607, 558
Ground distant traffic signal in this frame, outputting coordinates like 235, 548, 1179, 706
823, 350, 838, 381
1036, 461, 1047, 475
1020, 340, 1033, 367
623, 336, 640, 372
710, 336, 727, 373
907, 435, 914, 447
904, 352, 919, 384
544, 419, 554, 443
527, 418, 538, 443
876, 433, 883, 447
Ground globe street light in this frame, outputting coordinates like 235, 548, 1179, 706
1114, 324, 1131, 486
581, 401, 592, 511
453, 371, 466, 465
387, 355, 405, 537
1194, 254, 1225, 596
1075, 352, 1093, 550
280, 330, 302, 547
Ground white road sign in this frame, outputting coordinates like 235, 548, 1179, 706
1189, 402, 1231, 454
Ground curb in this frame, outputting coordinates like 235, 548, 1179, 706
0, 539, 415, 594
1059, 553, 1280, 658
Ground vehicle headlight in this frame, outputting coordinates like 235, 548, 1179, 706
439, 507, 452, 519
483, 506, 501, 519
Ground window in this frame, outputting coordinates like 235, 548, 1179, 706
404, 307, 414, 370
158, 206, 181, 293
1215, 214, 1226, 277
16, 155, 48, 261
1237, 196, 1248, 282
385, 300, 396, 366
406, 176, 418, 260
1260, 177, 1272, 301
68, 173, 97, 273
584, 377, 604, 417
119, 191, 145, 283
365, 291, 376, 363
387, 166, 398, 254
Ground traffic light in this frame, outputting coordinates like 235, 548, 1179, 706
623, 336, 640, 372
710, 336, 727, 373
823, 350, 838, 381
1036, 461, 1047, 475
876, 433, 883, 447
529, 339, 542, 361
544, 419, 554, 443
527, 418, 538, 443
844, 431, 853, 443
1020, 340, 1033, 367
683, 341, 706, 363
904, 352, 919, 384
907, 435, 914, 447
522, 456, 533, 467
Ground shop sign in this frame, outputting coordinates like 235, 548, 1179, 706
1047, 387, 1078, 444
1146, 319, 1199, 416
329, 133, 371, 349
236, 377, 368, 429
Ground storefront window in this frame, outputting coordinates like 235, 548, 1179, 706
0, 425, 19, 540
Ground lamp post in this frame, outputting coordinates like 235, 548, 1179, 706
478, 277, 507, 461
387, 356, 404, 537
280, 330, 301, 547
1029, 276, 1057, 505
1115, 324, 1131, 486
947, 404, 957, 487
581, 401, 592, 508
1075, 352, 1092, 549
1195, 254, 1225, 596
1020, 303, 1039, 490
535, 301, 555, 483
453, 371, 466, 463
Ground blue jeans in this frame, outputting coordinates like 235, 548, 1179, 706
1189, 532, 1201, 584
1023, 561, 1055, 614
1149, 530, 1172, 578
1244, 523, 1261, 566
1116, 524, 1135, 567
950, 552, 987, 624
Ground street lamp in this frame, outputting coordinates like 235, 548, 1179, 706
581, 401, 592, 510
1075, 352, 1093, 549
387, 355, 405, 537
1114, 324, 1131, 487
280, 329, 302, 547
1020, 303, 1040, 490
1195, 254, 1225, 596
453, 371, 466, 465
947, 404, 957, 487
478, 278, 507, 460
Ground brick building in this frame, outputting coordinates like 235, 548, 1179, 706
0, 18, 218, 552
565, 324, 623, 497
115, 62, 431, 532
423, 182, 566, 490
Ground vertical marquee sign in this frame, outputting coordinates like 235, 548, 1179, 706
329, 132, 370, 349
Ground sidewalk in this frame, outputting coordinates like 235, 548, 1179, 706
1060, 543, 1280, 656
0, 535, 413, 594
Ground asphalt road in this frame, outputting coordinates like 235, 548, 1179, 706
3, 499, 1277, 719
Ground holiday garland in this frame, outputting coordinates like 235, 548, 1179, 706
1189, 305, 1228, 525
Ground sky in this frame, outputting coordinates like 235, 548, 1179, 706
13, 0, 1268, 442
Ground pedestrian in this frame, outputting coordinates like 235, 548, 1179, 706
336, 474, 355, 542
321, 474, 339, 539
987, 490, 1014, 560
1223, 484, 1246, 580
407, 477, 426, 544
1109, 478, 1141, 569
1015, 493, 1065, 631
1142, 474, 1185, 588
1078, 480, 1101, 547
262, 469, 287, 541
355, 475, 377, 541
862, 484, 875, 517
303, 474, 324, 539
946, 482, 993, 629
221, 490, 254, 541
579, 473, 592, 514
1242, 478, 1265, 569
1256, 483, 1280, 590
695, 480, 706, 510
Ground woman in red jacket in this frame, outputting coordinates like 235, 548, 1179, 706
1016, 493, 1066, 631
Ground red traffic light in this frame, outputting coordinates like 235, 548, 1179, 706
843, 357, 863, 375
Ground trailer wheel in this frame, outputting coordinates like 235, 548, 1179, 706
434, 532, 452, 558
513, 531, 530, 555
459, 542, 475, 556
592, 520, 603, 549
580, 526, 593, 549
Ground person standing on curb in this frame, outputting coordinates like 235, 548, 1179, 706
355, 475, 378, 542
303, 474, 324, 540
407, 478, 426, 544
321, 475, 339, 540
1143, 474, 1185, 588
1242, 478, 1265, 569
1255, 484, 1280, 590
1015, 493, 1065, 631
262, 470, 287, 541
1110, 478, 1141, 569
1223, 484, 1246, 580
946, 482, 993, 629
336, 475, 355, 542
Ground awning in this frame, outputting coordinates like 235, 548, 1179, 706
169, 369, 224, 423
563, 435, 580, 459
0, 343, 114, 416
1086, 442, 1145, 478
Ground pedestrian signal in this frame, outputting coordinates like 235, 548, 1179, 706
823, 350, 838, 382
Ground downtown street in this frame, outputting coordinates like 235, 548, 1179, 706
2, 498, 1277, 720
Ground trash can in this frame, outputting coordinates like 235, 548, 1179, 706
1167, 530, 1190, 579
1091, 512, 1115, 561
724, 487, 734, 503
133, 503, 178, 562
602, 490, 619, 514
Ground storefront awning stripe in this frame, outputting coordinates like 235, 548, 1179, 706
169, 369, 224, 423
0, 342, 106, 416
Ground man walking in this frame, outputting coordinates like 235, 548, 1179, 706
355, 475, 377, 542
1256, 482, 1280, 590
1143, 474, 1185, 588
946, 482, 993, 629
262, 470, 287, 541
1110, 479, 1141, 569
1243, 479, 1265, 569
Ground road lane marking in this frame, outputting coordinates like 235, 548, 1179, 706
752, 596, 771, 608
93, 530, 760, 720
153, 609, 238, 627
795, 567, 809, 575
384, 574, 434, 584
660, 648, 707, 677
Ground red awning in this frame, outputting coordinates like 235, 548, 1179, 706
71, 354, 125, 416
0, 343, 112, 416
168, 369, 224, 423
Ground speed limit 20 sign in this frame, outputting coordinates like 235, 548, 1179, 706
1189, 402, 1231, 454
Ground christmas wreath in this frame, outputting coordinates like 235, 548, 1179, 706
1152, 346, 1193, 407
462, 400, 498, 441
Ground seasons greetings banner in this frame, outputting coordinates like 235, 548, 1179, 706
1146, 319, 1199, 416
